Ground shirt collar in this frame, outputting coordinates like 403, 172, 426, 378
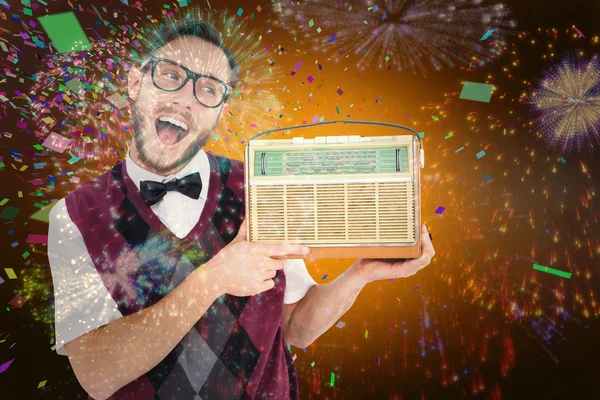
125, 148, 206, 192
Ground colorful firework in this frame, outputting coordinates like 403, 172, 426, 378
526, 54, 600, 154
273, 0, 517, 75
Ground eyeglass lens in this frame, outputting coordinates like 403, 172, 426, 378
153, 60, 227, 107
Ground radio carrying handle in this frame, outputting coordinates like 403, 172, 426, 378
249, 119, 425, 168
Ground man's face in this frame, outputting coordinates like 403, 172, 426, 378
127, 35, 231, 175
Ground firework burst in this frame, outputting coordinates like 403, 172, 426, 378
273, 0, 517, 75
526, 54, 600, 154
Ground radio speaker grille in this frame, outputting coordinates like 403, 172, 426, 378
249, 182, 415, 243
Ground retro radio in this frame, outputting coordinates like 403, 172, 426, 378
244, 120, 424, 259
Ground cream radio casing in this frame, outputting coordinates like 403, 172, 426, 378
244, 120, 424, 259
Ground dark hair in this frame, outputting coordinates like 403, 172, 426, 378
146, 18, 240, 89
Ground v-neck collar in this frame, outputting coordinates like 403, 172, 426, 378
119, 150, 221, 241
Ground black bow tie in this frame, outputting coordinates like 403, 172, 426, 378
140, 172, 202, 207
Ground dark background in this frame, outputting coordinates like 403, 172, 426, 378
1, 0, 600, 399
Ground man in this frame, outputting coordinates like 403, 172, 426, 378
47, 18, 435, 400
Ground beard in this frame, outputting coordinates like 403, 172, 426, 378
131, 106, 215, 175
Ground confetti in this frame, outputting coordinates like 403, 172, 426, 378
330, 372, 335, 387
38, 12, 92, 54
336, 321, 345, 329
42, 132, 71, 153
435, 206, 445, 215
0, 359, 15, 374
8, 295, 28, 308
459, 82, 495, 103
476, 150, 486, 159
480, 29, 495, 41
5, 268, 17, 280
106, 93, 129, 109
26, 234, 48, 244
0, 206, 19, 220
533, 263, 572, 279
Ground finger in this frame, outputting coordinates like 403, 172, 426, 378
261, 278, 275, 292
261, 258, 286, 271
232, 219, 248, 243
262, 269, 278, 280
257, 242, 311, 258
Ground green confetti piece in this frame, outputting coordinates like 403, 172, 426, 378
330, 372, 335, 387
0, 206, 19, 220
308, 19, 314, 27
431, 115, 439, 121
0, 198, 9, 206
364, 330, 368, 339
22, 251, 30, 259
38, 11, 92, 54
29, 202, 57, 223
533, 263, 571, 279
385, 55, 390, 62
417, 132, 425, 138
33, 144, 44, 150
23, 7, 32, 16
459, 81, 495, 103
444, 132, 454, 139
311, 361, 315, 367
37, 380, 47, 389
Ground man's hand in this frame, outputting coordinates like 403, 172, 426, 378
203, 219, 311, 297
352, 224, 435, 284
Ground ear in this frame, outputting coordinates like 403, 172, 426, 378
127, 65, 143, 102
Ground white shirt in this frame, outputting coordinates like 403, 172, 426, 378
48, 149, 317, 356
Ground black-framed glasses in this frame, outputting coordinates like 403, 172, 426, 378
140, 57, 233, 108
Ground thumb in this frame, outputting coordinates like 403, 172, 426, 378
232, 218, 248, 243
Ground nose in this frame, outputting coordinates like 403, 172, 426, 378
174, 79, 195, 110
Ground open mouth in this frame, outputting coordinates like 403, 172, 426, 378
154, 116, 190, 145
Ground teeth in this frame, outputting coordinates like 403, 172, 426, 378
158, 116, 188, 132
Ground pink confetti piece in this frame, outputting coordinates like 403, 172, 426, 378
8, 294, 28, 308
0, 359, 15, 374
389, 326, 396, 335
29, 178, 45, 186
26, 234, 48, 244
42, 132, 71, 153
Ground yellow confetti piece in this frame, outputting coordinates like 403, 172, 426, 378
37, 380, 47, 388
5, 268, 17, 279
18, 191, 23, 198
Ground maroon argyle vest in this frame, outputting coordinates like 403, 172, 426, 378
64, 151, 299, 400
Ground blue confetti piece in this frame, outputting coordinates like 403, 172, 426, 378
372, 5, 379, 12
480, 29, 495, 41
476, 150, 486, 159
237, 7, 243, 17
560, 157, 566, 164
483, 174, 491, 180
322, 274, 328, 280
327, 33, 337, 43
455, 146, 464, 153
